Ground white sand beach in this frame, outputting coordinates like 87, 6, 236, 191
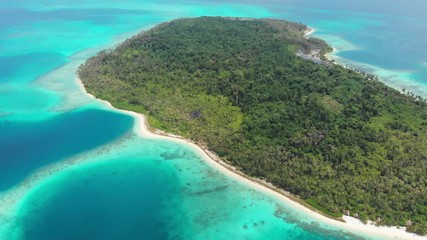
77, 77, 427, 240
304, 27, 316, 39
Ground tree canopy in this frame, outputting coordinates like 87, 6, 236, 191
78, 17, 427, 235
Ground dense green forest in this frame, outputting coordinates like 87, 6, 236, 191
78, 17, 427, 235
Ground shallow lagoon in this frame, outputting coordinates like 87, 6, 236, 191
0, 0, 425, 239
9, 136, 363, 239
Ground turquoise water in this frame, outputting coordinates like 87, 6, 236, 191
7, 137, 362, 239
0, 109, 133, 190
0, 0, 425, 239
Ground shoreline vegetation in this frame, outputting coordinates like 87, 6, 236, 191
78, 17, 427, 236
77, 78, 426, 240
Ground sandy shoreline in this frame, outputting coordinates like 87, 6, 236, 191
304, 27, 316, 39
303, 26, 340, 65
77, 77, 426, 240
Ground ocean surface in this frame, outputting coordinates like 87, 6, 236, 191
0, 0, 425, 239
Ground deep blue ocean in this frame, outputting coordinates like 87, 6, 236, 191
0, 0, 425, 239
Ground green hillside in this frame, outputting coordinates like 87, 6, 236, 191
78, 17, 427, 235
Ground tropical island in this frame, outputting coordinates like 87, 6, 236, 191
78, 17, 427, 235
